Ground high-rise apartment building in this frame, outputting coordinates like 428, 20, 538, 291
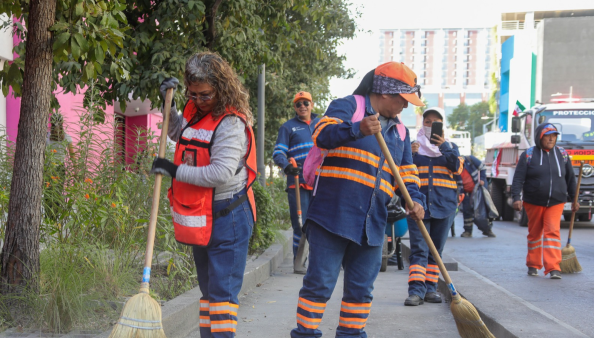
379, 28, 493, 128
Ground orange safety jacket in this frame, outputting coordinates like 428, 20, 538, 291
168, 101, 257, 246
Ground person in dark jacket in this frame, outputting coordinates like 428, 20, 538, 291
512, 123, 579, 279
459, 155, 495, 238
404, 107, 463, 306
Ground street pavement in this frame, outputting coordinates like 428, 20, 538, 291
184, 213, 594, 338
186, 255, 461, 338
444, 213, 594, 337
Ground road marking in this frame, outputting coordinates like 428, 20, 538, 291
452, 257, 589, 338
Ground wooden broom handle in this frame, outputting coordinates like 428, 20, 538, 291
289, 158, 303, 224
566, 162, 585, 245
143, 88, 174, 270
375, 132, 455, 288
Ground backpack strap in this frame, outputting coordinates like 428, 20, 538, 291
525, 146, 535, 166
557, 146, 569, 162
351, 95, 406, 141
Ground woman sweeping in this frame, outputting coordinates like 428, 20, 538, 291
404, 107, 463, 306
512, 123, 578, 279
152, 52, 257, 337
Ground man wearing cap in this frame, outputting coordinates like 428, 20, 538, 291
404, 107, 463, 306
511, 123, 578, 279
290, 62, 426, 338
273, 91, 319, 274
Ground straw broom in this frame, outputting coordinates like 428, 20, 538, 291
560, 162, 584, 273
375, 132, 494, 338
109, 88, 174, 338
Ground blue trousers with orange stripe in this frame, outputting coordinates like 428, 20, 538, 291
192, 190, 254, 337
291, 221, 381, 338
406, 215, 453, 298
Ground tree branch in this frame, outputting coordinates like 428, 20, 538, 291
206, 0, 225, 50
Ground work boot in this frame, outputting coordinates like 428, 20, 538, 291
550, 270, 562, 279
424, 292, 442, 303
527, 267, 538, 276
482, 229, 496, 237
404, 294, 424, 306
460, 231, 472, 238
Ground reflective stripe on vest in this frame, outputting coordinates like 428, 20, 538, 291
169, 101, 257, 246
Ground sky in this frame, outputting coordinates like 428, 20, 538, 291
328, 0, 595, 100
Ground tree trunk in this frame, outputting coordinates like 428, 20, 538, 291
1, 0, 57, 294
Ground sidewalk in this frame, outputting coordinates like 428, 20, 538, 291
189, 255, 461, 338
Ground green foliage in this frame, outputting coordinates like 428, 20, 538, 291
447, 101, 493, 143
0, 0, 357, 159
249, 176, 289, 255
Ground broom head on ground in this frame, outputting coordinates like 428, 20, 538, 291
559, 162, 584, 274
560, 243, 582, 273
109, 283, 166, 338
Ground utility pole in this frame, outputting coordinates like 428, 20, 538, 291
256, 64, 266, 186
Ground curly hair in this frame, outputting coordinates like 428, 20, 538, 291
184, 52, 253, 125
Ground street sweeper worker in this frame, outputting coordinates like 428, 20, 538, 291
404, 107, 463, 307
511, 122, 578, 280
290, 61, 426, 338
459, 155, 496, 238
273, 91, 319, 274
151, 51, 257, 338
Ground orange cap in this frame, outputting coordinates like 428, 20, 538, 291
374, 62, 424, 106
293, 91, 312, 103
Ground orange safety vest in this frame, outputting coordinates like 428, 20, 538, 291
168, 101, 257, 246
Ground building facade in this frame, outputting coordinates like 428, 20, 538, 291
379, 27, 493, 129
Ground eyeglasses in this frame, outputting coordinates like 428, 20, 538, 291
186, 90, 215, 102
295, 100, 310, 108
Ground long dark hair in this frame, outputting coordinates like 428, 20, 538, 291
352, 69, 375, 96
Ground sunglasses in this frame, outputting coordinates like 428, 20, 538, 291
295, 100, 310, 108
186, 90, 215, 102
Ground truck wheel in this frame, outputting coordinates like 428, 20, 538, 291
503, 198, 515, 221
380, 235, 388, 272
578, 213, 592, 222
519, 209, 528, 227
490, 180, 504, 220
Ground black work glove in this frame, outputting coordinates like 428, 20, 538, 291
151, 157, 178, 178
284, 164, 302, 176
160, 77, 179, 108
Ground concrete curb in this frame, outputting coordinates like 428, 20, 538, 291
400, 242, 589, 338
95, 229, 293, 338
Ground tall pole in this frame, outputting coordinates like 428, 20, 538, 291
257, 64, 266, 186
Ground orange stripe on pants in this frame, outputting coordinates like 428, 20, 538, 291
523, 202, 564, 275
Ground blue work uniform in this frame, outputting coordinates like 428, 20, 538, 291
273, 113, 319, 258
291, 95, 425, 338
407, 142, 463, 299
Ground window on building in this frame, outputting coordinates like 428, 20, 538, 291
423, 55, 427, 62
454, 55, 458, 61
453, 47, 457, 53
115, 115, 126, 164
452, 78, 456, 85
423, 78, 427, 85
465, 63, 470, 69
453, 39, 457, 46
422, 47, 427, 54
464, 79, 470, 86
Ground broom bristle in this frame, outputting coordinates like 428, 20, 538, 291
450, 297, 495, 338
109, 286, 166, 338
560, 245, 583, 274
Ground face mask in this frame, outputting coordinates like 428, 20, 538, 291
423, 126, 432, 140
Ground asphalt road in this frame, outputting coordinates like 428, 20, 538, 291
444, 213, 594, 337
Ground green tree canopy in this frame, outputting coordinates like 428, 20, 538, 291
447, 101, 492, 142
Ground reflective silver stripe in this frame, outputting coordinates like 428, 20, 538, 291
182, 127, 214, 142
341, 305, 371, 312
543, 245, 561, 250
199, 319, 211, 325
181, 117, 189, 129
339, 319, 367, 327
528, 238, 542, 244
211, 322, 237, 330
171, 207, 207, 228
318, 168, 376, 185
543, 238, 561, 243
299, 299, 326, 312
210, 304, 238, 313
297, 315, 321, 326
528, 245, 542, 250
